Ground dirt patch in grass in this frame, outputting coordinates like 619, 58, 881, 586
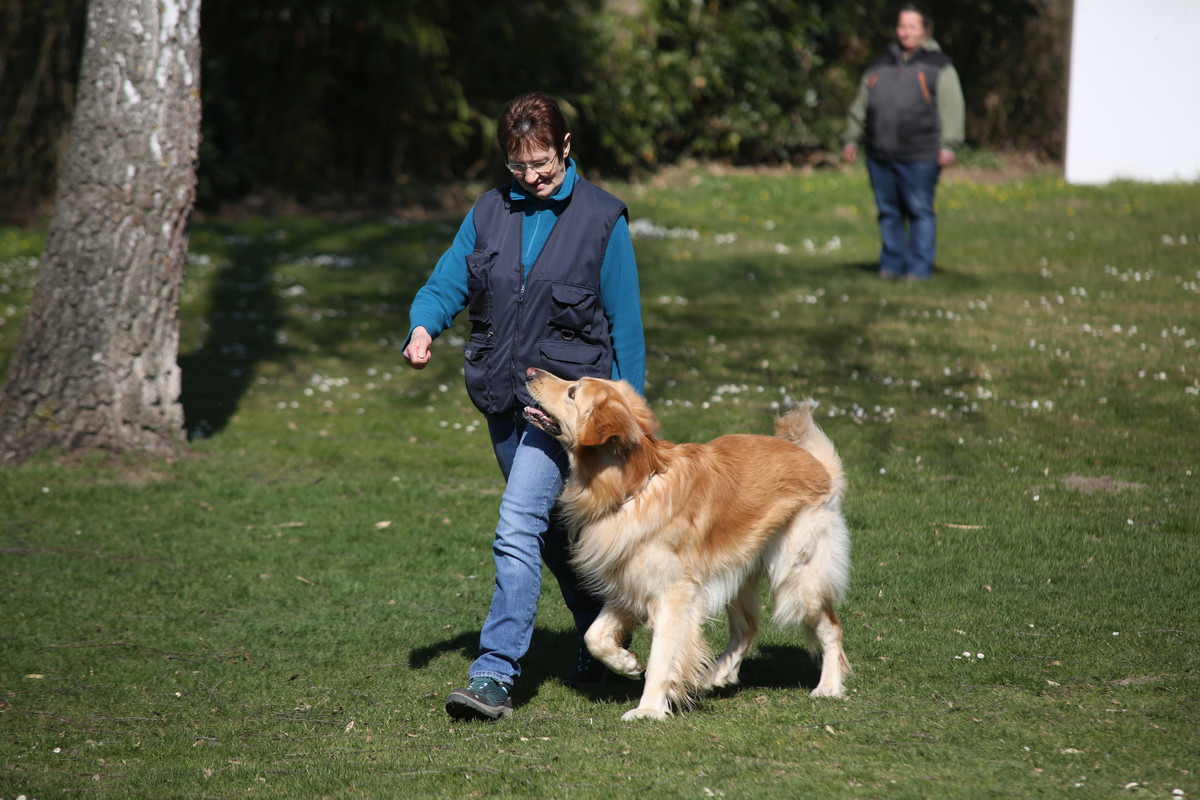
58, 449, 178, 486
947, 151, 1058, 184
631, 151, 1057, 190
1112, 675, 1162, 686
1062, 474, 1146, 493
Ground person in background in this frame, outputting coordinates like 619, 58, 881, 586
842, 3, 965, 281
403, 91, 645, 722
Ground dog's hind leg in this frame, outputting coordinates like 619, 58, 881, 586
623, 584, 707, 721
702, 574, 760, 690
808, 602, 849, 698
769, 508, 851, 698
584, 605, 642, 679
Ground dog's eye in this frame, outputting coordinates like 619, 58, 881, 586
567, 384, 577, 400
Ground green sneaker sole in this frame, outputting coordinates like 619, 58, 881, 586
445, 688, 513, 721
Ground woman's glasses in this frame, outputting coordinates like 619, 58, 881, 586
505, 152, 558, 176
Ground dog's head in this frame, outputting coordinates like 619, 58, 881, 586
523, 367, 658, 451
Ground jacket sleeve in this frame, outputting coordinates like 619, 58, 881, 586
404, 206, 476, 349
599, 214, 646, 395
842, 72, 871, 147
938, 64, 966, 151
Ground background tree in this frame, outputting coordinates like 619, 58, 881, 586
0, 0, 202, 464
0, 0, 87, 221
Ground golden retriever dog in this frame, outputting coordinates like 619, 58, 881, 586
523, 367, 851, 721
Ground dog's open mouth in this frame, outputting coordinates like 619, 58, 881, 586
523, 405, 562, 436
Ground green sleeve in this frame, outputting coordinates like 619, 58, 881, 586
938, 64, 965, 151
843, 72, 870, 146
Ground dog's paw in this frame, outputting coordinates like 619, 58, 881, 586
809, 684, 846, 698
600, 649, 644, 679
621, 706, 672, 722
701, 665, 741, 690
702, 675, 739, 692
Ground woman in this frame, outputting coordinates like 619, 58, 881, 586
403, 91, 645, 721
842, 3, 965, 281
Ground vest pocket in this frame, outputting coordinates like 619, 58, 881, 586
464, 332, 494, 362
538, 341, 604, 381
916, 70, 932, 104
548, 281, 597, 337
465, 250, 497, 324
463, 332, 496, 411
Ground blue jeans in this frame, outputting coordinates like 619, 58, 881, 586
469, 411, 603, 685
866, 157, 941, 279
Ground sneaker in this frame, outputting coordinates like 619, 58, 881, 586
562, 645, 608, 687
445, 677, 513, 721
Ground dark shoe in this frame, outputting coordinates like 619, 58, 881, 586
445, 677, 513, 721
562, 645, 609, 687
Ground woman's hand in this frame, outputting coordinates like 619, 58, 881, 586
403, 326, 434, 369
842, 144, 858, 165
938, 148, 956, 168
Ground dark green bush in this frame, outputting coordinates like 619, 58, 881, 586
0, 0, 1069, 214
577, 0, 838, 169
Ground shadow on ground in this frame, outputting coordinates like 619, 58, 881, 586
178, 217, 454, 438
409, 626, 827, 715
179, 236, 283, 439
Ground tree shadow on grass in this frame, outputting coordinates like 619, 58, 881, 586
178, 215, 464, 439
179, 234, 285, 439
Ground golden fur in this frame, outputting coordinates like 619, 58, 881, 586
524, 368, 851, 721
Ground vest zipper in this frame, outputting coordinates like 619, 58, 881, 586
511, 271, 527, 397
514, 204, 545, 394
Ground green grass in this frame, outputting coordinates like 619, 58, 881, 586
2, 157, 1198, 798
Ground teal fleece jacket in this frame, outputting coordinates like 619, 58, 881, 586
406, 159, 646, 394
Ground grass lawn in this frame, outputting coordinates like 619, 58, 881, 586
1, 157, 1198, 798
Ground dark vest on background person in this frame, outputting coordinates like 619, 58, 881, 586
864, 44, 952, 162
462, 176, 627, 415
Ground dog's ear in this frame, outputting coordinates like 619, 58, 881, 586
578, 396, 638, 447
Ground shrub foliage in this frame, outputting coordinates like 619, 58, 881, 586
0, 0, 1068, 212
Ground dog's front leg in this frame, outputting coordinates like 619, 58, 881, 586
622, 584, 701, 721
584, 605, 641, 678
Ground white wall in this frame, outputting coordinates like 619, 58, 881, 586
1065, 0, 1200, 184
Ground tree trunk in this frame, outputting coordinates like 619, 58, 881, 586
0, 0, 201, 465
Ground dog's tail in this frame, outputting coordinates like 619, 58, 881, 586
775, 400, 845, 502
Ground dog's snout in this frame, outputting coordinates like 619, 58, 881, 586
525, 367, 542, 382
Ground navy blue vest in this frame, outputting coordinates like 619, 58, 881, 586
864, 45, 952, 162
462, 176, 627, 415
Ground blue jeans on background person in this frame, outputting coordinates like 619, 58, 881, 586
866, 157, 941, 279
469, 411, 603, 686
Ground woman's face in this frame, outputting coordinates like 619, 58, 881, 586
895, 10, 927, 53
508, 133, 571, 199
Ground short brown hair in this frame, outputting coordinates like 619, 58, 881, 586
496, 92, 569, 159
899, 3, 933, 35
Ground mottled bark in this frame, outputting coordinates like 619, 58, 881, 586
0, 0, 201, 464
